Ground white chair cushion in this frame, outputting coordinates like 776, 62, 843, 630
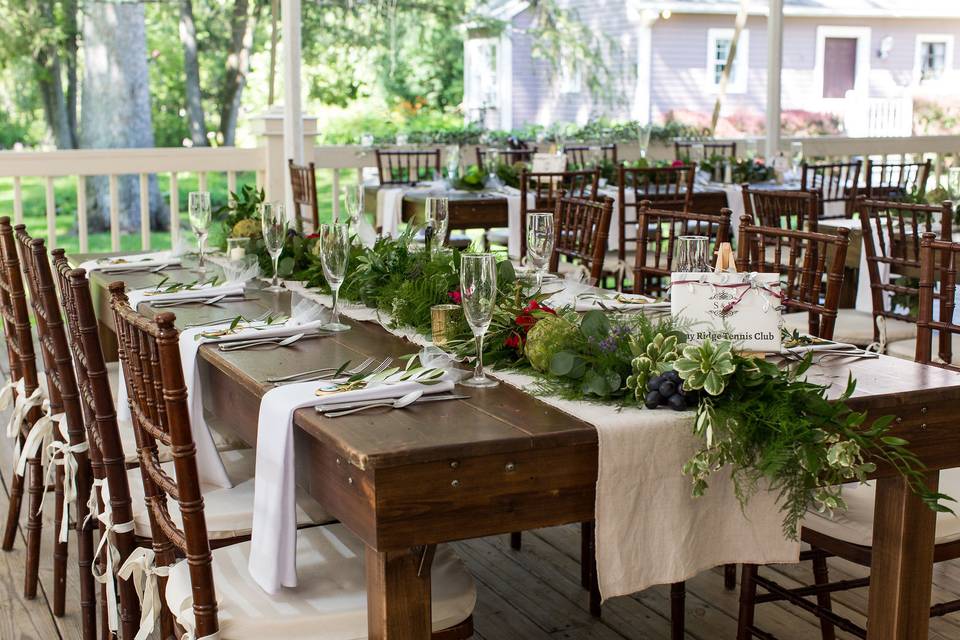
165, 524, 476, 640
803, 469, 960, 547
886, 333, 960, 364
782, 310, 916, 347
127, 449, 331, 540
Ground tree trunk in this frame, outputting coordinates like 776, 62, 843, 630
179, 0, 208, 147
81, 1, 168, 232
219, 0, 260, 146
36, 0, 74, 149
63, 0, 79, 145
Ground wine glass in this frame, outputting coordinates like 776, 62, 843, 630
637, 124, 652, 160
486, 149, 501, 188
459, 254, 499, 388
342, 184, 364, 227
425, 197, 449, 249
188, 192, 211, 273
674, 236, 711, 273
319, 223, 351, 332
260, 201, 287, 292
526, 212, 554, 290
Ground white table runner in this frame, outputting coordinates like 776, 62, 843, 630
282, 282, 798, 599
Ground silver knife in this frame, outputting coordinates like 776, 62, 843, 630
315, 393, 470, 413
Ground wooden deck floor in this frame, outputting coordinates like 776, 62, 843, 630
2, 425, 960, 639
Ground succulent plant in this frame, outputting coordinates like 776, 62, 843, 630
625, 333, 679, 401
674, 339, 736, 396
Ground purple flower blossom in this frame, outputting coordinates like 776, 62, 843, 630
598, 336, 618, 353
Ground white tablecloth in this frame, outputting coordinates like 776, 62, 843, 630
282, 281, 799, 600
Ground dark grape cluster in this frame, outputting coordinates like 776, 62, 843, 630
644, 370, 698, 411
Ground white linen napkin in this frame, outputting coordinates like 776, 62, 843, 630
856, 225, 890, 313
248, 374, 456, 594
502, 186, 536, 259
599, 186, 635, 252
79, 251, 179, 274
376, 187, 406, 238
126, 281, 246, 310
572, 292, 668, 313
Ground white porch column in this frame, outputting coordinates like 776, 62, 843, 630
252, 109, 317, 205
282, 0, 303, 220
765, 0, 784, 158
632, 9, 659, 123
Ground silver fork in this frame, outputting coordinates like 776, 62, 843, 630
271, 356, 393, 385
267, 357, 376, 383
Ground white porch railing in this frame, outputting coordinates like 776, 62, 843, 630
2, 125, 960, 254
843, 93, 914, 138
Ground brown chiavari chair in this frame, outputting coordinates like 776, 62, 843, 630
854, 198, 953, 350
489, 168, 599, 257
549, 195, 614, 284
0, 217, 47, 602
375, 148, 441, 186
53, 254, 142, 639
674, 139, 736, 161
108, 289, 475, 640
737, 234, 960, 639
865, 158, 932, 200
741, 185, 820, 231
632, 202, 733, 298
563, 143, 618, 168
14, 228, 97, 639
288, 159, 319, 232
736, 216, 850, 340
475, 146, 537, 168
800, 160, 862, 219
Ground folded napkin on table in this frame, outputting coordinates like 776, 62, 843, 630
126, 281, 246, 310
248, 368, 457, 594
573, 292, 669, 313
79, 251, 180, 274
502, 186, 536, 259
376, 188, 407, 238
781, 340, 859, 355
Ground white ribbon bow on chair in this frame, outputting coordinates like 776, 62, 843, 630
118, 547, 171, 640
0, 376, 17, 412
6, 378, 44, 440
40, 419, 89, 542
91, 482, 136, 634
15, 400, 60, 477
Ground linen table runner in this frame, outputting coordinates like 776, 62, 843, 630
502, 186, 536, 259
283, 282, 799, 598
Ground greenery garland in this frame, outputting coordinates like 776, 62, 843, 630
243, 231, 952, 539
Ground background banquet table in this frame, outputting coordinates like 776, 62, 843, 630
77, 258, 960, 640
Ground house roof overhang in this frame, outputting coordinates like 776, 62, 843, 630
627, 0, 960, 20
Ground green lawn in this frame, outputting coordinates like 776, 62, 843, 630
0, 168, 351, 255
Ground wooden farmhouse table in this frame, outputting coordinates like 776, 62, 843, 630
76, 257, 960, 640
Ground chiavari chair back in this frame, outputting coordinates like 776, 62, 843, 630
53, 253, 141, 639
476, 146, 537, 168
14, 228, 97, 638
859, 198, 954, 343
549, 195, 614, 283
0, 217, 46, 595
800, 160, 861, 219
563, 144, 618, 168
916, 233, 960, 370
288, 159, 319, 232
109, 284, 219, 639
674, 140, 736, 161
618, 165, 696, 264
632, 203, 732, 298
736, 216, 850, 340
518, 168, 600, 258
741, 186, 820, 231
375, 148, 441, 185
865, 158, 932, 200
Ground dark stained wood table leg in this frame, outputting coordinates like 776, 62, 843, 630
866, 471, 939, 640
366, 544, 432, 640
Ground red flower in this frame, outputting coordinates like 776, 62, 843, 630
504, 333, 521, 349
514, 300, 556, 331
306, 233, 321, 240
671, 160, 686, 167
448, 289, 462, 304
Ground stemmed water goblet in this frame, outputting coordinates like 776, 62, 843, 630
319, 223, 351, 332
261, 201, 287, 292
342, 184, 364, 227
526, 212, 554, 290
459, 254, 499, 388
425, 197, 449, 249
188, 191, 211, 273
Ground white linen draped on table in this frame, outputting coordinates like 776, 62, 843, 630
248, 373, 456, 594
78, 251, 179, 274
281, 282, 799, 599
375, 187, 406, 238
502, 186, 537, 259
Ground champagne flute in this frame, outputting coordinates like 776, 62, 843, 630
425, 197, 449, 248
188, 192, 211, 273
526, 212, 554, 290
342, 184, 364, 227
319, 223, 351, 332
459, 254, 499, 388
260, 201, 287, 292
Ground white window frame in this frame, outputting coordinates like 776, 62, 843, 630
913, 34, 954, 85
813, 26, 872, 102
706, 28, 750, 94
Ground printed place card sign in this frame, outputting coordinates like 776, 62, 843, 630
532, 153, 567, 174
670, 272, 783, 352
